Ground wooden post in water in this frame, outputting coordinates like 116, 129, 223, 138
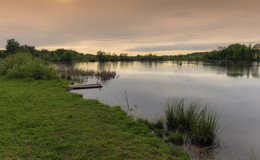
125, 90, 130, 113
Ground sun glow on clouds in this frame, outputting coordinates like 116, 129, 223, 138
37, 40, 211, 56
1, 0, 260, 54
56, 0, 72, 5
58, 0, 71, 3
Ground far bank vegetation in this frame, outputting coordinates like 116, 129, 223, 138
1, 39, 259, 62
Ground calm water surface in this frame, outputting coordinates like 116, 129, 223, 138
56, 61, 260, 159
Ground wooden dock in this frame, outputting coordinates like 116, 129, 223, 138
69, 84, 102, 90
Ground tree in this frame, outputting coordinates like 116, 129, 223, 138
0, 50, 5, 58
61, 50, 74, 61
97, 51, 106, 61
21, 45, 36, 54
6, 39, 20, 54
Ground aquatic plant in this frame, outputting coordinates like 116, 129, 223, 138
165, 98, 221, 146
96, 70, 117, 81
190, 107, 220, 145
165, 99, 200, 132
57, 67, 117, 82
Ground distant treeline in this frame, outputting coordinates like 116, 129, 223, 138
156, 44, 259, 61
96, 51, 165, 61
203, 43, 258, 61
96, 43, 259, 61
0, 39, 96, 61
0, 39, 259, 62
85, 44, 260, 61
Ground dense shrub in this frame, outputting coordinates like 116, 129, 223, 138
0, 53, 57, 79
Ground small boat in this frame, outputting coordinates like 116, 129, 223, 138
69, 83, 102, 90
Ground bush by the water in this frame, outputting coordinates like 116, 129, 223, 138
0, 53, 57, 79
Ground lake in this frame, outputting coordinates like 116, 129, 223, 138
55, 61, 260, 159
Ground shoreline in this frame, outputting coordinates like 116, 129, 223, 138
0, 77, 189, 159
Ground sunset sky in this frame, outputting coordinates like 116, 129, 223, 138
0, 0, 260, 55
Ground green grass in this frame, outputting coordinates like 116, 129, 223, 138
154, 129, 164, 138
0, 77, 189, 160
136, 118, 165, 137
168, 131, 184, 145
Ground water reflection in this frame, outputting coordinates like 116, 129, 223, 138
119, 61, 134, 70
53, 61, 260, 79
203, 61, 260, 78
52, 62, 118, 84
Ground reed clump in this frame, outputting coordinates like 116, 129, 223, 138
165, 99, 220, 146
58, 68, 117, 82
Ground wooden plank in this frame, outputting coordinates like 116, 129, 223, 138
69, 84, 102, 90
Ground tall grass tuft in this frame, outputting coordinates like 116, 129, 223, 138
190, 107, 220, 145
165, 98, 220, 146
165, 99, 200, 132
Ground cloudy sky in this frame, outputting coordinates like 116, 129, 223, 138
0, 0, 260, 55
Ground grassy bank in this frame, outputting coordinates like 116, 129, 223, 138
0, 77, 188, 160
